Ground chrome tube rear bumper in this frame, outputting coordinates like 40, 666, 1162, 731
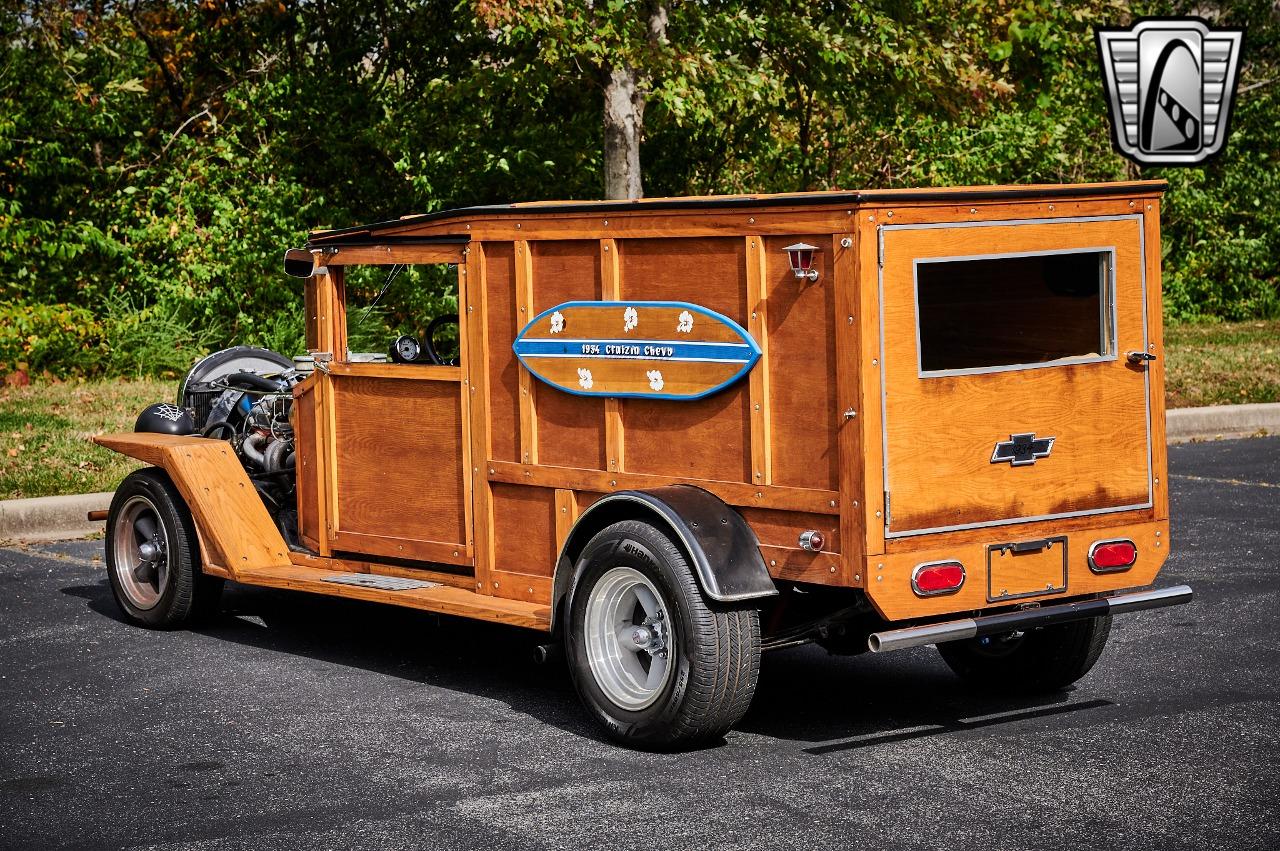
867, 584, 1193, 654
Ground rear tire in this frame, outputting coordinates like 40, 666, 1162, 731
565, 520, 761, 750
937, 615, 1112, 693
106, 468, 223, 628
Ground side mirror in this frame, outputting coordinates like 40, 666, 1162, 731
283, 248, 314, 278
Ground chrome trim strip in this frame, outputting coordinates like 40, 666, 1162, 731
1087, 538, 1138, 573
910, 560, 967, 598
886, 502, 1152, 539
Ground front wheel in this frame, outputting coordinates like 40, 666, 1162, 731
105, 468, 222, 628
565, 520, 761, 750
937, 615, 1112, 693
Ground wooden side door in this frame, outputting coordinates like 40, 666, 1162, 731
325, 362, 472, 565
877, 214, 1154, 538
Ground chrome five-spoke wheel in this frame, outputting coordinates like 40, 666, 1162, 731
112, 494, 171, 610
105, 467, 221, 627
584, 566, 673, 711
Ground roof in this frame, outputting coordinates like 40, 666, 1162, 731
306, 180, 1168, 247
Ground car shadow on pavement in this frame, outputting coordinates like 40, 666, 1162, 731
60, 576, 1115, 751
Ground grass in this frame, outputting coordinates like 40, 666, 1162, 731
0, 319, 1275, 499
1164, 319, 1280, 409
0, 378, 170, 500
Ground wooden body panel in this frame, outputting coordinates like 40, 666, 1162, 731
863, 518, 1169, 620
878, 216, 1152, 536
92, 433, 291, 577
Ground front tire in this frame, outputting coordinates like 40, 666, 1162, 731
565, 520, 761, 750
105, 468, 223, 628
937, 615, 1112, 693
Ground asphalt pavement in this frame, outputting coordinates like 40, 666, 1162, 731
1, 436, 1277, 850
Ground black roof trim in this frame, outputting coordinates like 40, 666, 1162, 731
306, 234, 471, 250
308, 182, 1168, 242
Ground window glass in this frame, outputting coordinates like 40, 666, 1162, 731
343, 264, 459, 365
916, 250, 1111, 374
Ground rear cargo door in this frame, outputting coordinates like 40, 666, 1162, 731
878, 215, 1152, 538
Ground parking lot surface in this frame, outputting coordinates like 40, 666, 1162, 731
1, 436, 1277, 850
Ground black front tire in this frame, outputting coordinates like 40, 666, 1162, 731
565, 520, 762, 750
105, 468, 223, 628
937, 615, 1112, 693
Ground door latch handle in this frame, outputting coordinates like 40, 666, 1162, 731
1126, 351, 1157, 365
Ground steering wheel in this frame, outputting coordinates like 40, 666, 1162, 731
422, 315, 460, 366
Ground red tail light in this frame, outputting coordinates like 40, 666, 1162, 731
1088, 539, 1137, 573
911, 561, 965, 597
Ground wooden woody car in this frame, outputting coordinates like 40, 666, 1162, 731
97, 181, 1192, 748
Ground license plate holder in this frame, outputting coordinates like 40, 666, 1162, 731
987, 536, 1068, 603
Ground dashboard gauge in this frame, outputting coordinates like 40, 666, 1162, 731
391, 334, 422, 363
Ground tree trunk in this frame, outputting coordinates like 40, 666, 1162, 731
603, 66, 645, 200
601, 2, 667, 200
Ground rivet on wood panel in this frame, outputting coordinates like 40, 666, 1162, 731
886, 211, 893, 218
753, 403, 760, 411
603, 220, 609, 226
749, 217, 755, 224
603, 245, 610, 251
516, 223, 522, 229
872, 358, 879, 366
528, 587, 534, 594
852, 500, 859, 507
875, 511, 882, 517
561, 507, 567, 513
610, 480, 617, 487
1129, 201, 1135, 208
854, 574, 861, 581
841, 237, 852, 248
867, 215, 874, 222
829, 565, 837, 573
1048, 204, 1055, 211
489, 468, 495, 474
453, 550, 459, 556
969, 208, 977, 214
770, 559, 776, 567
829, 500, 837, 507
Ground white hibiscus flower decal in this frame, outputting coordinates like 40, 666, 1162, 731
623, 306, 638, 332
549, 311, 565, 334
676, 310, 694, 333
577, 368, 594, 390
646, 370, 664, 392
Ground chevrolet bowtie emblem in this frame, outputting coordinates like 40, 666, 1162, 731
991, 433, 1056, 467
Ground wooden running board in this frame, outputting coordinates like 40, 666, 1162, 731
236, 564, 552, 631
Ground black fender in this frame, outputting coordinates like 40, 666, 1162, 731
550, 485, 777, 635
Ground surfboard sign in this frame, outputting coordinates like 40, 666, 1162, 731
512, 301, 761, 401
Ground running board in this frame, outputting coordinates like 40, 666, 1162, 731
868, 585, 1193, 654
236, 564, 551, 631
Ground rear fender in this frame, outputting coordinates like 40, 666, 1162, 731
550, 485, 777, 635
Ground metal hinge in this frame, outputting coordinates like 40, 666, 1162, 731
877, 228, 885, 268
313, 351, 333, 375
884, 490, 891, 526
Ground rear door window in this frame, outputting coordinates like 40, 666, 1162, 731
915, 249, 1115, 375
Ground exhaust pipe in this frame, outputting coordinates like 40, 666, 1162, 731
868, 584, 1193, 654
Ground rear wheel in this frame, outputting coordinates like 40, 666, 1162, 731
565, 520, 761, 750
106, 468, 223, 628
937, 615, 1112, 693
